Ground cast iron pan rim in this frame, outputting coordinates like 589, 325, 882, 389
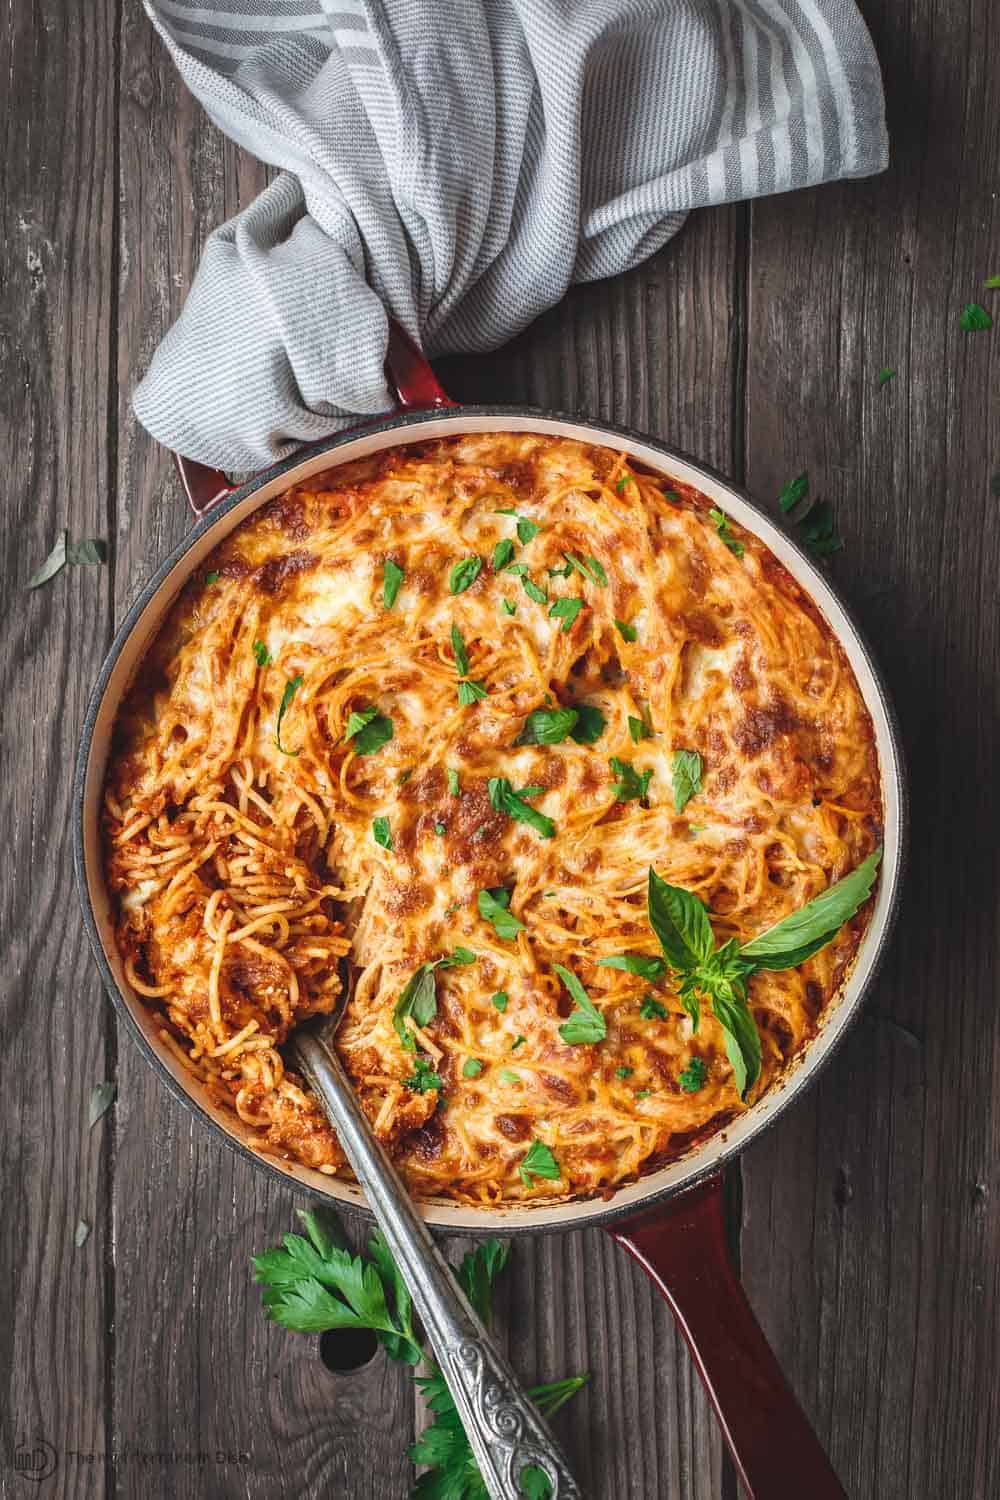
73, 402, 909, 1236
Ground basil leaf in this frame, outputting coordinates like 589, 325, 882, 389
392, 964, 439, 1052
383, 559, 404, 608
563, 552, 608, 587
960, 302, 993, 331
614, 618, 638, 643
547, 562, 573, 579
204, 571, 220, 585
777, 471, 809, 514
615, 1066, 633, 1078
519, 1140, 560, 1184
252, 640, 272, 667
346, 707, 393, 755
647, 867, 714, 972
522, 576, 548, 605
549, 596, 584, 632
275, 675, 305, 756
516, 517, 540, 544
449, 556, 482, 594
598, 953, 667, 980
555, 964, 607, 1045
570, 703, 606, 745
609, 757, 652, 803
615, 474, 630, 494
738, 848, 882, 970
438, 947, 476, 968
500, 1069, 521, 1085
501, 598, 517, 616
708, 508, 744, 558
372, 816, 392, 850
707, 978, 760, 1100
450, 623, 470, 676
457, 678, 487, 705
515, 707, 580, 746
492, 537, 516, 570
505, 562, 529, 576
478, 886, 525, 940
671, 749, 702, 813
488, 776, 555, 839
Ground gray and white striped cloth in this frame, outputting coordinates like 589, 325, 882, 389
136, 0, 888, 471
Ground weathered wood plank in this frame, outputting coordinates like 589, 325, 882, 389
111, 12, 414, 1497
441, 206, 744, 1500
741, 1, 1000, 1495
0, 0, 118, 1495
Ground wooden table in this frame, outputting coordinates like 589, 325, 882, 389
3, 1, 998, 1495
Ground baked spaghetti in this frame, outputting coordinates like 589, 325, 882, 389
103, 433, 881, 1204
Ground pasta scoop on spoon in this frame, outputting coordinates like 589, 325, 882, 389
289, 965, 582, 1500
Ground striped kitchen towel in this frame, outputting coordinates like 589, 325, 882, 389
135, 0, 888, 472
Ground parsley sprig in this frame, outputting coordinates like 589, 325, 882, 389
254, 1209, 587, 1499
776, 470, 845, 559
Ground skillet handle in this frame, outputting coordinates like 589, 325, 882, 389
174, 320, 456, 518
608, 1173, 847, 1500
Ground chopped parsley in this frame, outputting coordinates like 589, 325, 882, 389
615, 1066, 633, 1078
521, 575, 548, 605
450, 623, 471, 676
397, 768, 413, 785
689, 823, 706, 836
438, 948, 476, 969
404, 1057, 444, 1094
345, 705, 394, 755
383, 558, 404, 608
372, 816, 392, 850
492, 537, 516, 570
777, 471, 809, 514
446, 768, 460, 796
510, 1035, 526, 1052
204, 571, 220, 585
393, 964, 440, 1053
960, 302, 993, 331
434, 822, 446, 835
628, 713, 653, 744
495, 507, 540, 544
614, 618, 638, 643
877, 367, 896, 388
598, 953, 668, 980
549, 596, 584, 632
635, 1089, 653, 1100
252, 640, 272, 667
640, 995, 669, 1021
499, 1069, 521, 1085
275, 674, 304, 756
556, 964, 607, 1045
984, 275, 1000, 289
457, 678, 488, 705
515, 707, 580, 745
708, 508, 744, 558
519, 1140, 560, 1185
609, 757, 652, 803
679, 1056, 708, 1093
449, 556, 482, 594
671, 749, 703, 813
488, 776, 555, 838
491, 991, 509, 1012
563, 552, 608, 587
615, 474, 631, 494
462, 1058, 484, 1079
478, 887, 525, 940
501, 598, 517, 616
797, 499, 845, 558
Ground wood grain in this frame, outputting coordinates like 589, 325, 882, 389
0, 1, 117, 1495
740, 0, 1000, 1496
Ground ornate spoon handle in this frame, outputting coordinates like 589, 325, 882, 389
292, 1030, 583, 1500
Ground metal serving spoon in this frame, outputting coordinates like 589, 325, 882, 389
289, 981, 583, 1500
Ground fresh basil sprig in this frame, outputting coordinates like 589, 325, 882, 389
642, 850, 881, 1098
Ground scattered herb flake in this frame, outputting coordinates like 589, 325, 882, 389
615, 1066, 633, 1079
778, 471, 809, 514
446, 769, 460, 796
878, 367, 896, 388
708, 508, 744, 557
491, 991, 509, 1012
457, 678, 488, 706
510, 1035, 526, 1052
463, 1059, 484, 1079
501, 598, 517, 616
549, 596, 584, 632
383, 559, 404, 608
609, 757, 652, 804
614, 618, 638, 643
563, 552, 608, 587
960, 302, 993, 331
345, 705, 393, 755
628, 713, 652, 744
74, 1220, 91, 1248
500, 1069, 521, 1086
640, 995, 669, 1021
635, 1089, 653, 1100
515, 707, 580, 746
492, 537, 516, 570
434, 821, 446, 836
522, 576, 548, 605
404, 1057, 444, 1094
555, 964, 607, 1045
372, 816, 392, 850
252, 640, 272, 667
450, 623, 470, 676
984, 275, 1000, 290
204, 571, 220, 585
519, 1140, 560, 1185
679, 1056, 708, 1092
478, 886, 525, 940
615, 474, 631, 493
570, 703, 607, 745
276, 675, 305, 756
671, 749, 703, 813
598, 953, 668, 980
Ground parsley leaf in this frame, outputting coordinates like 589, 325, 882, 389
438, 947, 476, 969
501, 598, 517, 616
372, 816, 392, 850
960, 302, 993, 331
615, 1066, 633, 1078
615, 473, 631, 494
345, 705, 394, 755
478, 887, 525, 940
614, 618, 638, 643
708, 508, 744, 557
609, 757, 652, 803
640, 995, 669, 1021
563, 552, 608, 587
204, 570, 220, 585
679, 1056, 707, 1092
522, 575, 548, 605
877, 367, 896, 388
449, 556, 482, 594
570, 702, 606, 745
450, 623, 470, 676
671, 749, 702, 812
252, 640, 272, 667
383, 559, 404, 608
492, 537, 516, 570
519, 1140, 560, 1185
404, 1057, 444, 1094
462, 1058, 484, 1079
488, 776, 555, 838
495, 507, 541, 544
457, 679, 488, 705
446, 768, 460, 796
598, 953, 668, 980
984, 275, 1000, 290
275, 675, 304, 756
777, 471, 809, 514
556, 964, 606, 1045
628, 713, 652, 744
549, 596, 584, 632
392, 963, 440, 1052
491, 991, 509, 1012
515, 707, 580, 745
